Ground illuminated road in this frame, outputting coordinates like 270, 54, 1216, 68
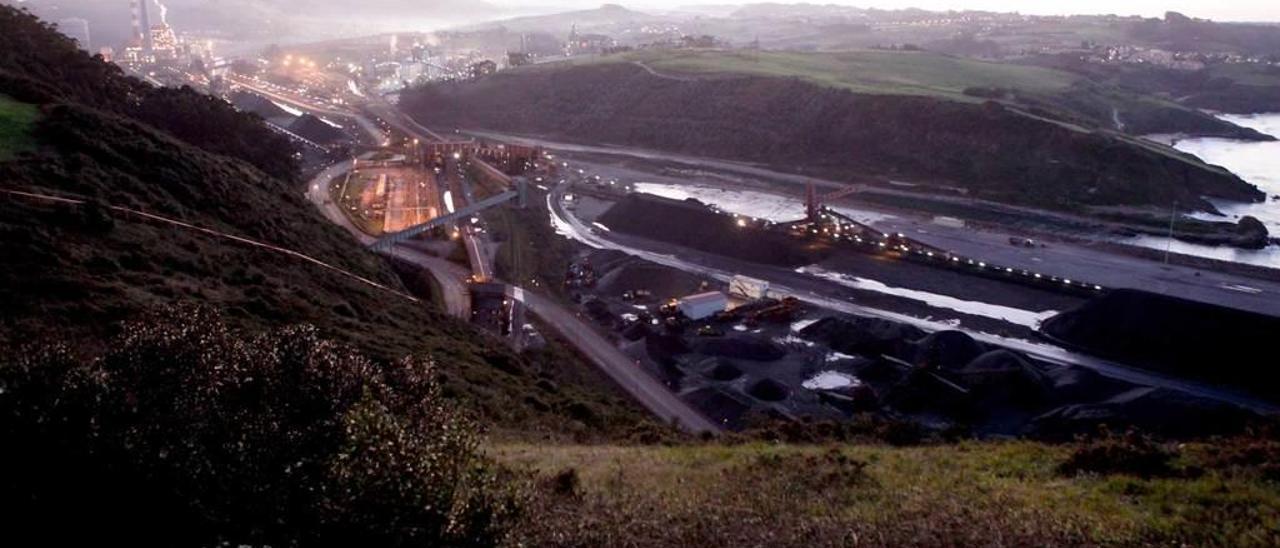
227, 75, 388, 145
305, 159, 469, 318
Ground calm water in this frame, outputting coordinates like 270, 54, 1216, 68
1137, 113, 1280, 267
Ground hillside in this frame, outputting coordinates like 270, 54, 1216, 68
599, 49, 1266, 139
0, 94, 35, 160
1027, 53, 1280, 115
0, 6, 651, 436
404, 57, 1264, 212
501, 439, 1280, 546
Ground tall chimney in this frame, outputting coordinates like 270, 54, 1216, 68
131, 0, 154, 53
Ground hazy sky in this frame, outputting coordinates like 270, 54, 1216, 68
507, 1, 1280, 22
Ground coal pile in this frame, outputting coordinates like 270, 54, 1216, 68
645, 333, 690, 366
701, 359, 744, 381
747, 378, 791, 402
913, 330, 986, 370
229, 90, 293, 120
1028, 387, 1257, 440
693, 336, 786, 361
1041, 288, 1280, 399
1040, 365, 1130, 405
289, 114, 346, 145
598, 194, 830, 267
799, 316, 926, 359
953, 350, 1050, 407
684, 387, 751, 428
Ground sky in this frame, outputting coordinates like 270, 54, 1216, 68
503, 1, 1280, 22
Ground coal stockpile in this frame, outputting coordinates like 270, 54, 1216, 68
598, 194, 829, 267
289, 114, 346, 145
1041, 288, 1280, 399
229, 90, 293, 120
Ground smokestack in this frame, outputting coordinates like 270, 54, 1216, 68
131, 0, 154, 53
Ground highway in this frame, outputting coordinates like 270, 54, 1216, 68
227, 75, 388, 145
546, 182, 1280, 415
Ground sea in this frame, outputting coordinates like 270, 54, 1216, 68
1137, 113, 1280, 268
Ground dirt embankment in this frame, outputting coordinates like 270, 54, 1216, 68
404, 63, 1263, 212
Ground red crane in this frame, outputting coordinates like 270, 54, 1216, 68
805, 182, 860, 222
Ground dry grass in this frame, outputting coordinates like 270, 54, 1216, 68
495, 440, 1280, 546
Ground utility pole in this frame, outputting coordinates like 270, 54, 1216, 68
1164, 200, 1177, 266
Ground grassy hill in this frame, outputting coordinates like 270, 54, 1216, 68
547, 49, 1263, 140
405, 58, 1263, 211
0, 6, 651, 438
600, 49, 1081, 99
502, 438, 1280, 546
0, 94, 36, 160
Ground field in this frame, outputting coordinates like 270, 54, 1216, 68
0, 95, 37, 160
599, 49, 1081, 98
499, 440, 1280, 546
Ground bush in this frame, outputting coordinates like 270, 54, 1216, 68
1058, 429, 1179, 478
0, 306, 523, 547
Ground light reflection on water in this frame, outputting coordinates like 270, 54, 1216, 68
631, 182, 896, 225
1136, 113, 1280, 267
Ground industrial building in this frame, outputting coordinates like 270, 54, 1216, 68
677, 291, 728, 321
729, 275, 769, 300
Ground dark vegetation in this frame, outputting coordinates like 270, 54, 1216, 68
488, 189, 578, 297
1128, 12, 1280, 57
0, 307, 521, 546
508, 436, 1280, 547
0, 4, 654, 437
1041, 289, 1280, 400
1028, 52, 1280, 115
405, 62, 1263, 212
0, 7, 298, 181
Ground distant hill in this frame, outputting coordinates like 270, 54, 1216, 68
403, 52, 1265, 212
462, 3, 658, 34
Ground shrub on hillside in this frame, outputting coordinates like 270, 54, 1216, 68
0, 306, 523, 547
1058, 429, 1180, 478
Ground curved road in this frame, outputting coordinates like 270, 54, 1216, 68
306, 160, 719, 432
306, 160, 470, 318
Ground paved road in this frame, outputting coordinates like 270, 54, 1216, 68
305, 159, 470, 318
228, 75, 387, 145
547, 183, 1280, 415
306, 153, 718, 432
517, 289, 720, 432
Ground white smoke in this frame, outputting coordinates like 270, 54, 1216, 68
152, 0, 169, 25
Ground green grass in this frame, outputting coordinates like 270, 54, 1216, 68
498, 441, 1280, 546
584, 49, 1081, 99
0, 95, 38, 160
